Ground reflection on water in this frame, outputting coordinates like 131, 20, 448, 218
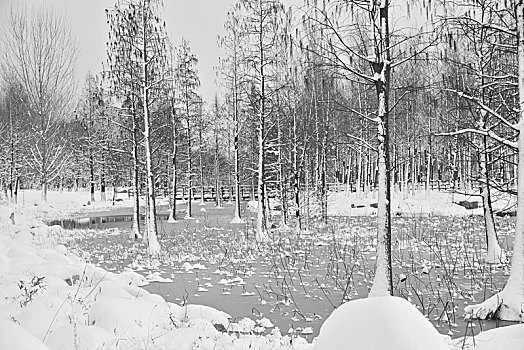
48, 214, 171, 230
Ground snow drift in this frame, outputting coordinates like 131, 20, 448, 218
314, 296, 450, 350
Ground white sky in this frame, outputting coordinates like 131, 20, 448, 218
0, 0, 300, 106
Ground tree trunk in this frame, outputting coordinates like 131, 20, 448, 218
357, 144, 363, 198
425, 119, 432, 199
231, 83, 242, 223
41, 178, 47, 202
293, 107, 301, 230
255, 0, 269, 242
276, 110, 287, 227
89, 153, 95, 202
305, 153, 311, 231
478, 137, 503, 263
143, 85, 160, 255
199, 121, 205, 205
369, 1, 393, 298
168, 104, 178, 223
141, 30, 160, 255
41, 138, 48, 202
186, 118, 193, 219
131, 110, 141, 240
14, 177, 18, 204
256, 100, 268, 241
215, 120, 222, 208
100, 172, 106, 201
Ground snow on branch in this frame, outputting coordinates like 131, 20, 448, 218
436, 128, 517, 149
445, 88, 518, 131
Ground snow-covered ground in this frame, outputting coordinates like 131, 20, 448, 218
329, 188, 516, 217
0, 189, 523, 349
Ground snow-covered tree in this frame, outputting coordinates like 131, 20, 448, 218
75, 73, 108, 203
0, 81, 29, 203
106, 0, 170, 255
302, 0, 437, 296
219, 9, 248, 223
461, 0, 524, 322
174, 39, 201, 219
1, 5, 77, 201
236, 0, 284, 241
439, 0, 508, 263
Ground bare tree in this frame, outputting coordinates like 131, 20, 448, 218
237, 0, 284, 242
219, 9, 247, 223
76, 73, 107, 203
0, 81, 29, 204
174, 39, 201, 219
1, 5, 77, 201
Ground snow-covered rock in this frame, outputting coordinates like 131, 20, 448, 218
314, 296, 450, 350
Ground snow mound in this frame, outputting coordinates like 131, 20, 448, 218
175, 304, 231, 328
0, 318, 51, 350
465, 324, 524, 350
314, 296, 450, 350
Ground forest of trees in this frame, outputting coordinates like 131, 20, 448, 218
1, 0, 524, 320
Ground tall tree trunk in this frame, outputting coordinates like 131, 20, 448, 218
215, 120, 222, 208
131, 109, 141, 240
478, 137, 503, 263
41, 137, 48, 202
100, 171, 106, 201
277, 111, 287, 227
477, 26, 504, 263
143, 94, 160, 255
232, 83, 242, 223
369, 1, 393, 298
425, 119, 432, 199
256, 96, 268, 241
186, 118, 193, 219
142, 33, 160, 255
227, 127, 233, 204
199, 121, 205, 205
14, 176, 18, 204
41, 179, 47, 202
168, 104, 178, 223
9, 100, 16, 203
321, 84, 330, 224
292, 106, 301, 230
255, 0, 269, 242
89, 153, 95, 202
357, 144, 363, 198
305, 152, 310, 231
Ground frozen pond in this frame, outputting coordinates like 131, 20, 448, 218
60, 203, 519, 338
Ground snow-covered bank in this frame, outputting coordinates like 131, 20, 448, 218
15, 189, 141, 221
0, 205, 312, 349
328, 189, 516, 217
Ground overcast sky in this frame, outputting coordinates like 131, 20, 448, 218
0, 0, 431, 108
0, 0, 235, 105
0, 0, 302, 106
